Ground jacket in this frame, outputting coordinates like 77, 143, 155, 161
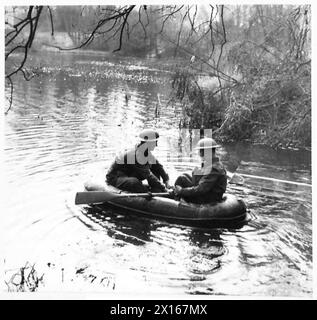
179, 157, 227, 203
106, 145, 169, 190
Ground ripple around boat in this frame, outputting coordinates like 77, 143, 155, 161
81, 181, 249, 229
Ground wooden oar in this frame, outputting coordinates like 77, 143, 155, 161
227, 171, 311, 187
75, 190, 170, 205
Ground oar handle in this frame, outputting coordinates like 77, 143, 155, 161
116, 192, 170, 198
116, 192, 171, 200
75, 191, 170, 205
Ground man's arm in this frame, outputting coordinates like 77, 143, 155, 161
150, 158, 169, 181
178, 173, 219, 197
147, 172, 168, 192
150, 158, 170, 188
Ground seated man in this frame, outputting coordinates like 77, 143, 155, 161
106, 129, 170, 193
174, 137, 227, 204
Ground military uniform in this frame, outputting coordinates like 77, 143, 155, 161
175, 157, 227, 203
106, 144, 169, 193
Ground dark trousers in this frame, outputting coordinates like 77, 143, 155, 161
115, 176, 148, 193
174, 173, 223, 203
114, 176, 164, 193
175, 173, 194, 188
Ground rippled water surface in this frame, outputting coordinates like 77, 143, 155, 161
3, 51, 312, 296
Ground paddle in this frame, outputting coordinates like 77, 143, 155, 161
227, 171, 245, 185
75, 190, 170, 205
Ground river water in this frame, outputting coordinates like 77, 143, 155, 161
3, 51, 312, 297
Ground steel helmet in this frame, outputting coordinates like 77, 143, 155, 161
139, 129, 159, 142
195, 137, 220, 149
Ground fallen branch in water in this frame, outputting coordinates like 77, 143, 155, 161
5, 262, 44, 292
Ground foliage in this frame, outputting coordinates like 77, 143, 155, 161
5, 262, 44, 292
219, 5, 311, 148
170, 5, 311, 149
170, 68, 224, 129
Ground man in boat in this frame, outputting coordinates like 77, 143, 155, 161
106, 129, 171, 193
173, 137, 227, 204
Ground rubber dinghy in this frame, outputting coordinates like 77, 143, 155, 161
79, 181, 249, 229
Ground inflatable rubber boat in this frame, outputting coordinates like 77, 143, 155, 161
76, 181, 248, 228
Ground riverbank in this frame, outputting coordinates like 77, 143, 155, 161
7, 43, 311, 152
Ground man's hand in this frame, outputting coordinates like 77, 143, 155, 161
174, 185, 182, 196
164, 180, 172, 189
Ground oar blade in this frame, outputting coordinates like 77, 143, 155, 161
75, 191, 113, 205
228, 172, 245, 185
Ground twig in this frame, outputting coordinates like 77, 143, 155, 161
47, 6, 54, 36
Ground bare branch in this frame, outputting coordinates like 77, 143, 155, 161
6, 16, 38, 46
139, 8, 147, 40
47, 6, 54, 36
129, 6, 147, 40
188, 5, 197, 31
216, 5, 227, 71
159, 5, 184, 34
160, 32, 238, 84
173, 6, 189, 57
113, 6, 135, 52
5, 77, 14, 114
28, 6, 43, 48
46, 5, 136, 51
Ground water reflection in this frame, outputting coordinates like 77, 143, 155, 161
81, 202, 229, 292
83, 205, 154, 245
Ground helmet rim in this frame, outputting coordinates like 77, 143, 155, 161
139, 129, 160, 142
195, 137, 220, 150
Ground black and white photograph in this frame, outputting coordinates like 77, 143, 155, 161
2, 2, 314, 299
